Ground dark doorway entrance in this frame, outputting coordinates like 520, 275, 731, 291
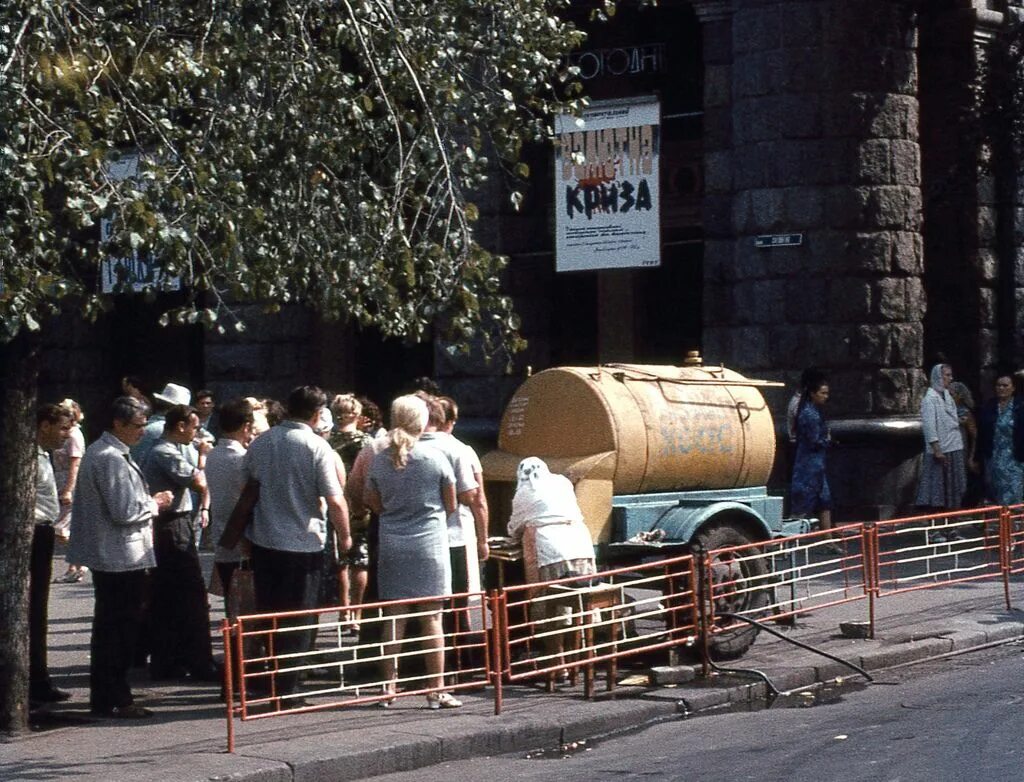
108, 294, 204, 401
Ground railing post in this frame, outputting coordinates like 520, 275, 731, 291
489, 590, 504, 715
222, 619, 235, 753
1000, 507, 1013, 611
664, 562, 678, 666
236, 617, 251, 718
697, 551, 712, 678
862, 523, 877, 640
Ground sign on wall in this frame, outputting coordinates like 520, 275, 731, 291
99, 153, 181, 293
554, 96, 661, 272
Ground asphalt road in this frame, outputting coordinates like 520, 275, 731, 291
369, 642, 1024, 782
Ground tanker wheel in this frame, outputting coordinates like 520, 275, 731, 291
691, 523, 770, 661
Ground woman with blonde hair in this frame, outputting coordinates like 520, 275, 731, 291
365, 394, 461, 709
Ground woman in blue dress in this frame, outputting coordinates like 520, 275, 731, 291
366, 394, 462, 709
976, 373, 1024, 506
790, 373, 839, 552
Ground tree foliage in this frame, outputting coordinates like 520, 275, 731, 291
0, 0, 585, 357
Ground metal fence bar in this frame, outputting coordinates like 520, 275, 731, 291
223, 505, 1024, 751
1009, 505, 1024, 577
873, 508, 1004, 599
222, 619, 235, 753
702, 527, 870, 640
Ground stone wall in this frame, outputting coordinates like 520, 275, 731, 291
202, 304, 317, 402
703, 0, 926, 418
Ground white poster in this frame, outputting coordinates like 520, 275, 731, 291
99, 153, 181, 293
554, 96, 661, 272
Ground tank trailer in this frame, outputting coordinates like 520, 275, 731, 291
481, 357, 807, 658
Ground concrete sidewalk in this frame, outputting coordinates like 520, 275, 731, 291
2, 555, 1022, 782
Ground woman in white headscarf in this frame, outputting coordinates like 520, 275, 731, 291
508, 457, 596, 584
915, 364, 967, 541
508, 458, 596, 677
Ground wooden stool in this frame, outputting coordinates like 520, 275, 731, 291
550, 582, 623, 697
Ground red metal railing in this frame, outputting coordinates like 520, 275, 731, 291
222, 508, 1023, 751
493, 553, 699, 713
222, 590, 489, 751
871, 507, 1006, 604
702, 523, 871, 644
1006, 504, 1024, 577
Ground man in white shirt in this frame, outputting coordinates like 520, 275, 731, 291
224, 386, 349, 699
30, 404, 73, 705
418, 394, 490, 671
205, 398, 254, 612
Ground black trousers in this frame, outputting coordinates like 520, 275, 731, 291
215, 561, 240, 612
90, 569, 149, 711
149, 514, 215, 673
29, 524, 55, 690
251, 543, 322, 696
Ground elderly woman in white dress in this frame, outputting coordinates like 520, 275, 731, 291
508, 457, 596, 674
916, 363, 967, 542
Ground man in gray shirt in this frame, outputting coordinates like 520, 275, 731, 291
30, 404, 73, 704
142, 404, 218, 682
69, 397, 172, 718
205, 398, 254, 612
227, 385, 349, 700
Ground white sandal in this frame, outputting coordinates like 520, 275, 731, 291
426, 692, 462, 710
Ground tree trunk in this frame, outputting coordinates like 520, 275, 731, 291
0, 331, 41, 735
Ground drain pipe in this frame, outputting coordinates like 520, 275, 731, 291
718, 612, 874, 684
705, 657, 781, 696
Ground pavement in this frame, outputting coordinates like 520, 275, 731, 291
2, 550, 1023, 782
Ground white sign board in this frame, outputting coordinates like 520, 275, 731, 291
99, 153, 181, 293
554, 96, 661, 272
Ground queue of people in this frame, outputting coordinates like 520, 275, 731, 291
33, 376, 510, 717
913, 362, 1024, 535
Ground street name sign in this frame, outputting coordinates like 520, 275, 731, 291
754, 233, 804, 248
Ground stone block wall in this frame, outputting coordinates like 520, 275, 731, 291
202, 303, 317, 403
703, 0, 927, 418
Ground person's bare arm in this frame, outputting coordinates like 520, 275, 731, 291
220, 480, 259, 549
470, 470, 490, 561
60, 456, 81, 505
365, 484, 383, 517
326, 494, 351, 553
443, 483, 457, 516
345, 447, 373, 515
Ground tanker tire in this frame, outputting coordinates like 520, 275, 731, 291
691, 523, 769, 661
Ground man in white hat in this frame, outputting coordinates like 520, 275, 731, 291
131, 382, 191, 465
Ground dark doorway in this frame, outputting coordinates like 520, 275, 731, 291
352, 331, 434, 416
634, 241, 703, 363
108, 294, 204, 401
